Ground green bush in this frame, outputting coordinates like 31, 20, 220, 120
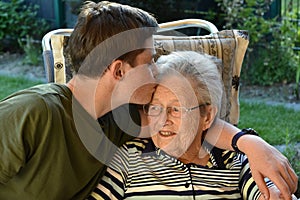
216, 0, 299, 86
18, 36, 43, 66
0, 0, 49, 52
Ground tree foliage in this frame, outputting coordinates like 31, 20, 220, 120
0, 0, 49, 52
216, 0, 299, 85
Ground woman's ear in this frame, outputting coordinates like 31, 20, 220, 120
202, 105, 218, 130
109, 60, 125, 80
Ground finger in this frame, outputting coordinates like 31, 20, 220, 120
279, 193, 292, 200
277, 159, 298, 194
270, 174, 292, 200
285, 169, 298, 194
286, 163, 298, 193
269, 185, 285, 200
252, 170, 270, 200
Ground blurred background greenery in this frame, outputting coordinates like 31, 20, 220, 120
1, 0, 299, 88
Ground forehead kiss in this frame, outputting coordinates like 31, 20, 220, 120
152, 72, 199, 106
109, 49, 158, 107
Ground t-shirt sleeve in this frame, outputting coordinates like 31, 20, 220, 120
0, 93, 48, 184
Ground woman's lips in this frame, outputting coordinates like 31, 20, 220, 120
159, 131, 176, 137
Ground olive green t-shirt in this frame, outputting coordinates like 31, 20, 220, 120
0, 83, 140, 199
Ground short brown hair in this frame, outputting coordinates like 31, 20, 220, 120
66, 1, 158, 77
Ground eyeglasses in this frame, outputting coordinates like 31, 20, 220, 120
143, 103, 208, 118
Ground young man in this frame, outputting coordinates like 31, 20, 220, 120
0, 1, 297, 199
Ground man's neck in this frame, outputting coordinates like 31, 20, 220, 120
66, 75, 112, 119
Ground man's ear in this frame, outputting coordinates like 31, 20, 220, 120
202, 105, 218, 130
109, 60, 125, 80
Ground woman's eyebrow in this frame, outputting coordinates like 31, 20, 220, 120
151, 98, 179, 104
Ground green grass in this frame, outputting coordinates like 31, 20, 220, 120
0, 75, 43, 100
239, 99, 300, 145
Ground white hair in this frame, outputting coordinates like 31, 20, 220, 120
156, 51, 223, 115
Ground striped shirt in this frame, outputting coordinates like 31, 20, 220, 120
88, 138, 273, 200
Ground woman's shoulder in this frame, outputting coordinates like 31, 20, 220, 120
123, 138, 152, 151
110, 138, 152, 167
208, 145, 249, 169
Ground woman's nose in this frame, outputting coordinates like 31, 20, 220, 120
160, 110, 174, 126
163, 118, 172, 126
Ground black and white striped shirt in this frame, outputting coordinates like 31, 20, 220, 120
89, 138, 273, 200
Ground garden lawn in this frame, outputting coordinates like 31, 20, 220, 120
239, 99, 300, 190
0, 75, 43, 100
239, 99, 300, 145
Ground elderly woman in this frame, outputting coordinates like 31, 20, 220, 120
88, 51, 297, 200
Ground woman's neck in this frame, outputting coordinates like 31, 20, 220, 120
178, 131, 210, 165
178, 147, 210, 166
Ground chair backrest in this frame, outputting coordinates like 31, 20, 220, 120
41, 19, 249, 125
42, 19, 218, 83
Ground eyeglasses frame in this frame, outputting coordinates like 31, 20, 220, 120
143, 103, 209, 118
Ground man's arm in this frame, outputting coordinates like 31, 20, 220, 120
206, 118, 298, 200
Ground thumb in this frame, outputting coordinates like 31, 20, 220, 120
252, 171, 270, 200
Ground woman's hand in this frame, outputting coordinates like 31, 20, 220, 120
238, 135, 298, 200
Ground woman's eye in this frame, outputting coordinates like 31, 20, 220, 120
150, 105, 160, 111
172, 107, 180, 112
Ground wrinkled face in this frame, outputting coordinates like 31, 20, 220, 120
111, 37, 158, 106
149, 76, 204, 158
